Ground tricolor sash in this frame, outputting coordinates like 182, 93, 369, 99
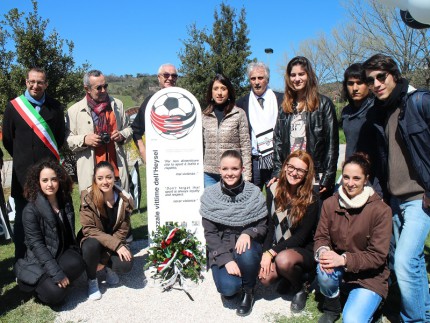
10, 95, 60, 161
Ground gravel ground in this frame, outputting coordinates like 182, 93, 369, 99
55, 240, 303, 323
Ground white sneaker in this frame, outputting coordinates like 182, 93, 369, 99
105, 267, 119, 286
88, 279, 102, 300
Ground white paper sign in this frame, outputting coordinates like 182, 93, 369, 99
145, 87, 204, 242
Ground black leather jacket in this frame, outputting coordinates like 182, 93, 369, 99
272, 94, 339, 191
15, 193, 78, 284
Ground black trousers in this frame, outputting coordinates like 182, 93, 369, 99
81, 237, 133, 280
13, 195, 28, 261
18, 248, 85, 305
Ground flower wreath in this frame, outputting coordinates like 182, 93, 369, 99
145, 224, 206, 291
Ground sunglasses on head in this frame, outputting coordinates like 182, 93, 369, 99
365, 72, 388, 87
160, 73, 178, 79
93, 83, 108, 91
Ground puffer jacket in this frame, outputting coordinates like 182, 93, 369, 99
202, 106, 252, 180
14, 193, 77, 284
272, 94, 339, 191
79, 185, 134, 265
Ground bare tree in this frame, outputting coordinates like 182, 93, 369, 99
344, 0, 430, 87
288, 0, 430, 91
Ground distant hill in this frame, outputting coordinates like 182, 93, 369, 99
105, 74, 160, 109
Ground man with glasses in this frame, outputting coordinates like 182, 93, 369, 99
236, 62, 283, 190
66, 70, 132, 193
3, 67, 65, 260
363, 54, 430, 322
131, 63, 178, 163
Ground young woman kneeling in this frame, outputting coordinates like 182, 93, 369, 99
200, 150, 267, 316
314, 153, 392, 323
260, 150, 319, 313
15, 160, 85, 305
79, 161, 134, 300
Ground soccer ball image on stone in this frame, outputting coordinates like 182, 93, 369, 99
150, 91, 197, 140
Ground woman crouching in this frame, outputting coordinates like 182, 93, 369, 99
15, 160, 85, 305
79, 161, 134, 300
260, 150, 319, 313
314, 153, 392, 323
200, 150, 267, 316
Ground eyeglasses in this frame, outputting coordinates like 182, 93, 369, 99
286, 164, 308, 177
27, 80, 46, 86
365, 72, 388, 87
93, 83, 108, 91
160, 73, 178, 79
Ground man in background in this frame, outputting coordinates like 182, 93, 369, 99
3, 67, 65, 260
66, 69, 132, 192
236, 62, 283, 190
131, 63, 178, 163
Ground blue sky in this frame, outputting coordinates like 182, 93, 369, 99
0, 0, 347, 91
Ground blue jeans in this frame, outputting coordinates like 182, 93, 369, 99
211, 242, 262, 296
317, 266, 382, 323
204, 172, 220, 188
391, 197, 430, 322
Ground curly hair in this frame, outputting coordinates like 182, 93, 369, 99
203, 73, 236, 116
274, 150, 315, 227
23, 159, 73, 203
281, 56, 320, 114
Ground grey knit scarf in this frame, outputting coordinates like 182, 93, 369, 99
200, 181, 267, 226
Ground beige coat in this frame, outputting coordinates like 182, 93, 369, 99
66, 96, 132, 192
202, 106, 252, 180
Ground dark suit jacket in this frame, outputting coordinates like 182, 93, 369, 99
3, 94, 65, 197
236, 90, 284, 146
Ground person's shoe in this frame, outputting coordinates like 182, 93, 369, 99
276, 278, 292, 295
105, 267, 119, 286
318, 312, 340, 323
88, 279, 102, 300
290, 285, 308, 313
318, 295, 341, 323
236, 289, 254, 317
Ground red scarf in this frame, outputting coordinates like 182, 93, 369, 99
86, 93, 120, 178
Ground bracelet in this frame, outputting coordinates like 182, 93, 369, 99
341, 253, 348, 271
265, 251, 274, 259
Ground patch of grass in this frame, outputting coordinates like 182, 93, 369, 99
339, 128, 346, 145
113, 95, 137, 109
0, 165, 147, 321
0, 141, 11, 161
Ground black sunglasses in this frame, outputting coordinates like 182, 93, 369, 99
160, 73, 178, 79
94, 83, 108, 91
365, 73, 388, 87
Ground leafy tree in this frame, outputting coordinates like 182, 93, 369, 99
178, 2, 252, 106
0, 0, 87, 115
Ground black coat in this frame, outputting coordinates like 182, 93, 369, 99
272, 94, 339, 191
3, 95, 65, 198
236, 91, 284, 141
14, 193, 77, 284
